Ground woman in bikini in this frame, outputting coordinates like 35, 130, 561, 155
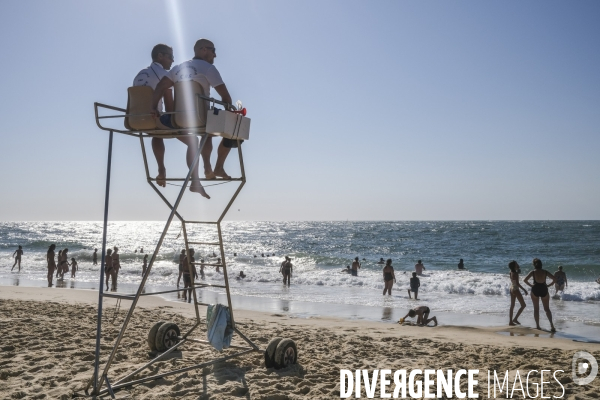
524, 258, 556, 332
382, 259, 396, 295
56, 250, 63, 278
61, 249, 69, 278
508, 260, 528, 326
47, 244, 56, 287
104, 249, 113, 291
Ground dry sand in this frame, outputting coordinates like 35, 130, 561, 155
0, 286, 598, 399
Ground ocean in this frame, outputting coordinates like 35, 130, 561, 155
1, 221, 599, 332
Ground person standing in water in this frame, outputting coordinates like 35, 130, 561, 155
104, 249, 113, 291
93, 248, 98, 265
280, 256, 293, 286
408, 272, 420, 300
47, 244, 56, 287
111, 247, 121, 291
182, 249, 197, 302
524, 258, 556, 332
142, 254, 148, 276
415, 260, 426, 275
177, 249, 185, 287
508, 260, 528, 326
56, 250, 63, 278
553, 266, 567, 296
382, 259, 396, 295
11, 245, 24, 271
70, 258, 78, 278
457, 259, 465, 270
351, 257, 361, 277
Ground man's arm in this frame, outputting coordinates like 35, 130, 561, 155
214, 84, 233, 110
151, 76, 174, 115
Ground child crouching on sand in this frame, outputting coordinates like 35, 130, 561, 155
399, 306, 438, 326
70, 258, 78, 278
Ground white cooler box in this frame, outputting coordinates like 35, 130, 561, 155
206, 107, 251, 140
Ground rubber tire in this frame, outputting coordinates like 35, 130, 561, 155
147, 321, 165, 351
264, 337, 283, 368
274, 338, 297, 369
155, 322, 181, 352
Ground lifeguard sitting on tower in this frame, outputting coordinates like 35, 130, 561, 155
150, 38, 239, 199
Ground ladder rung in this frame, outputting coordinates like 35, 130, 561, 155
193, 283, 227, 289
148, 177, 242, 182
191, 262, 222, 267
187, 241, 220, 246
184, 221, 218, 225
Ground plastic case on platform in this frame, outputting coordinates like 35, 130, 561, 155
206, 108, 250, 140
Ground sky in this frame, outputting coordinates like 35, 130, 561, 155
1, 1, 599, 221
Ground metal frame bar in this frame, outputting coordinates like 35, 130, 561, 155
87, 100, 259, 396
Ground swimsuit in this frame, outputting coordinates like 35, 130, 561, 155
423, 307, 430, 315
556, 276, 565, 286
531, 273, 548, 298
384, 272, 393, 282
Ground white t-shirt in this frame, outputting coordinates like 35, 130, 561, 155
133, 62, 169, 112
167, 58, 224, 98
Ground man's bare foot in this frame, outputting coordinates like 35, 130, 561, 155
156, 168, 167, 187
190, 180, 210, 199
205, 170, 216, 179
550, 326, 556, 333
214, 167, 231, 179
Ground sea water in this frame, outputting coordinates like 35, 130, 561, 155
1, 221, 599, 328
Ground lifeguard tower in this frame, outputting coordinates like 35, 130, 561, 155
85, 82, 297, 397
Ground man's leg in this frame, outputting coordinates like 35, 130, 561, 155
177, 136, 210, 199
213, 139, 232, 179
200, 136, 214, 178
151, 138, 166, 187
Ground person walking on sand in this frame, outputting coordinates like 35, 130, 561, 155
351, 257, 361, 277
177, 249, 185, 287
399, 305, 438, 326
415, 260, 426, 276
93, 248, 98, 265
142, 254, 148, 276
11, 245, 24, 271
553, 266, 567, 296
47, 244, 56, 287
382, 259, 396, 295
508, 260, 528, 326
280, 256, 293, 286
408, 272, 420, 299
111, 247, 121, 291
524, 258, 556, 332
104, 249, 113, 291
70, 258, 78, 278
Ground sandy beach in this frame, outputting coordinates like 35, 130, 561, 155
0, 286, 598, 399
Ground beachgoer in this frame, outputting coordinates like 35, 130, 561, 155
11, 245, 23, 271
415, 260, 426, 276
400, 306, 438, 326
280, 256, 293, 286
151, 39, 239, 193
70, 258, 78, 278
523, 258, 556, 332
93, 248, 98, 265
199, 259, 205, 279
104, 249, 113, 291
351, 257, 361, 277
508, 260, 528, 326
341, 265, 351, 274
261, 253, 265, 257
177, 249, 185, 287
216, 257, 221, 273
233, 252, 237, 257
377, 258, 385, 265
56, 250, 63, 278
408, 272, 420, 299
47, 244, 56, 287
457, 259, 465, 270
142, 254, 148, 276
140, 248, 144, 254
111, 247, 120, 291
238, 271, 246, 279
382, 259, 396, 295
182, 249, 197, 302
553, 266, 567, 295
596, 276, 600, 285
58, 249, 69, 279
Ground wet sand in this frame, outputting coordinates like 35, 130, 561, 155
0, 287, 599, 399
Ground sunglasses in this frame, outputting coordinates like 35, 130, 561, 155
202, 46, 216, 53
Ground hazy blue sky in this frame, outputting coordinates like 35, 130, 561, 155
1, 1, 599, 221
